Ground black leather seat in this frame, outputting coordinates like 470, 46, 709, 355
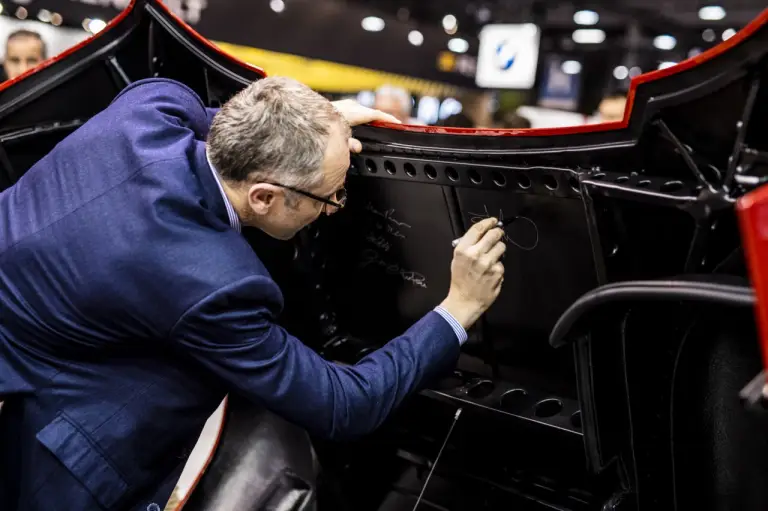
179, 394, 317, 511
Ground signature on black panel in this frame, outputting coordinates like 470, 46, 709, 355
365, 203, 412, 229
358, 249, 428, 289
366, 233, 391, 252
468, 205, 540, 251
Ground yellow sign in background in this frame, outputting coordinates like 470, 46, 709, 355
213, 41, 461, 97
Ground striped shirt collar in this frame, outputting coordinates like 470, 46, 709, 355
205, 150, 242, 234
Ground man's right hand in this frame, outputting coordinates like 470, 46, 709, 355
439, 218, 506, 330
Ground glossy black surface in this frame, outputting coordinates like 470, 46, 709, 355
184, 396, 317, 511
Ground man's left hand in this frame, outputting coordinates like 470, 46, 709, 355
332, 99, 401, 153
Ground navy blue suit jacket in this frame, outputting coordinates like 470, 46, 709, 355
0, 79, 460, 510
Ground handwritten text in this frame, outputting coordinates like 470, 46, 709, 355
469, 205, 540, 251
359, 249, 428, 288
366, 203, 412, 229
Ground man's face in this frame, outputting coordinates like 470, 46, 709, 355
374, 95, 409, 123
250, 122, 350, 240
4, 36, 44, 81
599, 96, 627, 123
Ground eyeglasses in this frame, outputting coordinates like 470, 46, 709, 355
269, 183, 347, 210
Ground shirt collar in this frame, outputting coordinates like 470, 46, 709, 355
205, 150, 242, 234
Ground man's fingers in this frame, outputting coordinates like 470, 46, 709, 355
332, 100, 402, 127
368, 110, 402, 125
457, 218, 498, 248
348, 138, 363, 153
491, 263, 505, 291
484, 241, 507, 264
475, 228, 504, 254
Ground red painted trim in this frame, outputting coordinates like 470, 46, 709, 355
172, 396, 229, 511
364, 119, 626, 137
737, 187, 768, 380
0, 0, 266, 95
737, 187, 768, 379
151, 1, 266, 78
370, 7, 768, 137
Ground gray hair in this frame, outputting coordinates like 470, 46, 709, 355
207, 76, 350, 190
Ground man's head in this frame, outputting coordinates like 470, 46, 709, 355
4, 30, 46, 81
598, 94, 627, 123
207, 77, 352, 240
374, 85, 412, 123
493, 111, 532, 130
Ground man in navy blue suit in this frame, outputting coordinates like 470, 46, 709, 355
0, 76, 506, 510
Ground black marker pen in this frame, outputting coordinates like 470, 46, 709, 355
451, 218, 516, 248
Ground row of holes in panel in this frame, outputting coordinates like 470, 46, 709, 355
590, 172, 688, 193
463, 379, 581, 430
363, 158, 580, 193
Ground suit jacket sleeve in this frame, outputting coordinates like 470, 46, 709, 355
170, 275, 461, 440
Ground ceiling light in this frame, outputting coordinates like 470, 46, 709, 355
37, 9, 51, 23
439, 97, 462, 120
408, 30, 423, 46
613, 65, 629, 80
698, 6, 726, 21
658, 61, 677, 70
269, 0, 285, 13
447, 37, 469, 53
443, 14, 457, 32
688, 47, 702, 58
573, 10, 599, 26
15, 6, 28, 19
702, 28, 716, 42
572, 29, 605, 44
722, 28, 736, 40
356, 91, 375, 108
476, 7, 491, 23
361, 16, 385, 32
653, 35, 677, 50
87, 18, 107, 33
629, 66, 642, 78
51, 13, 63, 26
561, 60, 582, 75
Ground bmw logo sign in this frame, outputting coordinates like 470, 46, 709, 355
495, 40, 517, 71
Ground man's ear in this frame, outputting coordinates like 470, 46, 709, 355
247, 184, 279, 215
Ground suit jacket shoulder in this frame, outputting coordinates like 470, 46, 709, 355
0, 78, 263, 349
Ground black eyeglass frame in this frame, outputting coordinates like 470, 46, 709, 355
268, 182, 347, 210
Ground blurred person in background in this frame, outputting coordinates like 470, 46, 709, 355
374, 84, 419, 124
3, 29, 46, 81
437, 112, 474, 128
493, 110, 532, 129
457, 90, 496, 128
597, 94, 627, 123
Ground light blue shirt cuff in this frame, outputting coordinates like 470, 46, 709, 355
433, 306, 468, 346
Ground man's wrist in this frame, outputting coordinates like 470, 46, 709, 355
438, 295, 482, 331
433, 306, 468, 345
